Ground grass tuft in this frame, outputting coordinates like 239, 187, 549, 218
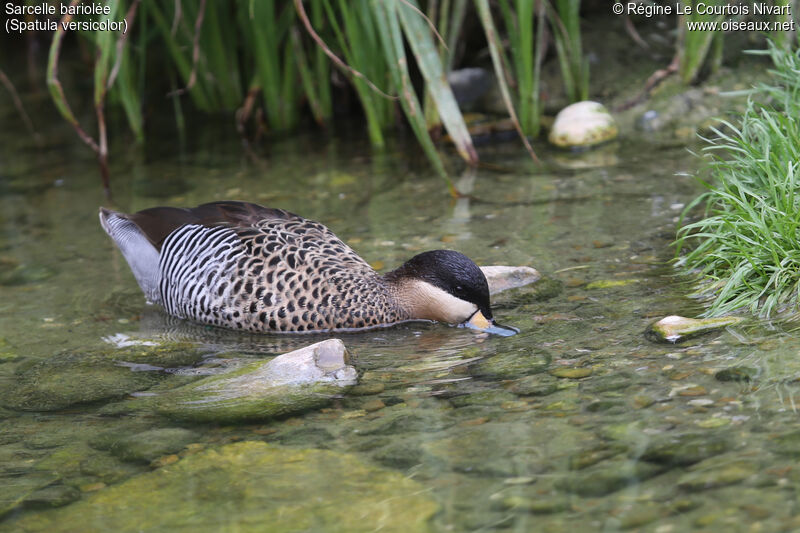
675, 43, 800, 317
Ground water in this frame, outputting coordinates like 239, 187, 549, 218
3, 104, 800, 532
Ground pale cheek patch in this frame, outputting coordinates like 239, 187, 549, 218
405, 281, 478, 324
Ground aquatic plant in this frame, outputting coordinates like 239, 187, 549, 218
675, 43, 800, 317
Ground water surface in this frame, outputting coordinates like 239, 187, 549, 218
2, 105, 800, 532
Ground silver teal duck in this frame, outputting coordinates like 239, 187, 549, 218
99, 201, 514, 335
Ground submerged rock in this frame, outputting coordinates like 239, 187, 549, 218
646, 315, 743, 344
480, 266, 541, 296
677, 459, 758, 491
22, 484, 80, 509
9, 441, 438, 533
473, 351, 551, 379
448, 67, 492, 110
154, 339, 357, 422
641, 432, 732, 466
557, 459, 665, 497
0, 471, 60, 519
98, 428, 201, 464
2, 351, 160, 412
548, 101, 618, 149
715, 366, 758, 382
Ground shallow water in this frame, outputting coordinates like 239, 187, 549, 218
3, 103, 800, 532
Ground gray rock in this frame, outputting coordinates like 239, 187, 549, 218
154, 339, 357, 422
548, 101, 618, 149
448, 68, 492, 110
480, 266, 541, 296
646, 315, 742, 344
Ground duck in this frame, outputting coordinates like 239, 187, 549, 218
99, 201, 515, 335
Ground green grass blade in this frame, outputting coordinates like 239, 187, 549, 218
396, 0, 477, 165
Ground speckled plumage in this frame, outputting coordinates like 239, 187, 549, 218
160, 210, 405, 331
100, 202, 496, 334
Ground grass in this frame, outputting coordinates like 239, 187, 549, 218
675, 43, 800, 317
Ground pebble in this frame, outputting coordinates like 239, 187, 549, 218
688, 399, 715, 407
548, 101, 618, 149
615, 503, 662, 529
585, 279, 639, 289
678, 386, 707, 397
348, 382, 386, 396
503, 477, 536, 485
632, 395, 655, 409
80, 482, 106, 492
695, 418, 730, 428
677, 460, 757, 491
150, 454, 180, 468
363, 399, 385, 412
647, 315, 742, 344
550, 367, 593, 379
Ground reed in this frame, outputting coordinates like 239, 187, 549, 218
549, 0, 589, 102
676, 0, 724, 83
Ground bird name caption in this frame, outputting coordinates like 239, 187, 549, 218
5, 2, 129, 34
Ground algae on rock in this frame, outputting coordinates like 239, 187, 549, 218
154, 339, 357, 422
3, 351, 160, 412
5, 441, 439, 533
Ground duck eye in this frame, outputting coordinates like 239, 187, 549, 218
455, 285, 464, 292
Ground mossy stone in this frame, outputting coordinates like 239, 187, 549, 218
557, 460, 665, 497
505, 277, 564, 304
449, 390, 518, 408
497, 495, 570, 514
509, 376, 559, 397
153, 339, 357, 422
0, 471, 59, 519
371, 439, 426, 469
641, 432, 732, 466
23, 484, 81, 509
769, 429, 800, 457
715, 366, 757, 382
106, 428, 201, 464
585, 279, 639, 290
8, 441, 439, 533
677, 460, 758, 491
3, 351, 159, 411
474, 351, 551, 379
549, 101, 618, 149
110, 341, 205, 368
550, 367, 593, 379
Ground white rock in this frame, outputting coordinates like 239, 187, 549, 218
548, 101, 618, 149
480, 265, 541, 295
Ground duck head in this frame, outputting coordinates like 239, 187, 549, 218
385, 250, 517, 336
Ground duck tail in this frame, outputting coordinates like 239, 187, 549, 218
99, 207, 162, 304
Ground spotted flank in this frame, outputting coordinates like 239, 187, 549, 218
100, 201, 505, 334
